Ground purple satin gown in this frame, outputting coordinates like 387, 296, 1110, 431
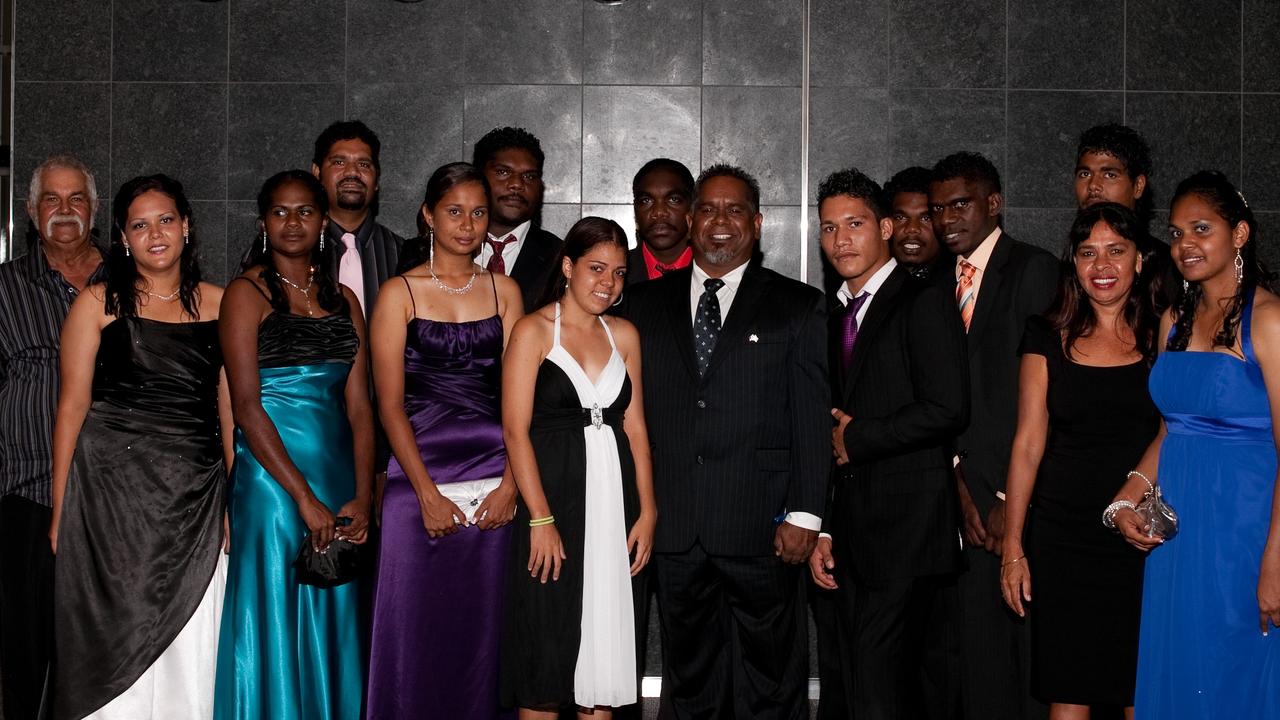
367, 313, 511, 719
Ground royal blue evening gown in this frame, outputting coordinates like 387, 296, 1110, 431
1138, 287, 1280, 718
213, 310, 363, 720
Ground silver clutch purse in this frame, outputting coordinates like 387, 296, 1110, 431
1136, 484, 1179, 540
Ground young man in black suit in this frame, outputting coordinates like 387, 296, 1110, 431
628, 158, 695, 285
472, 126, 563, 311
626, 165, 829, 719
885, 166, 949, 279
929, 152, 1058, 720
808, 168, 968, 720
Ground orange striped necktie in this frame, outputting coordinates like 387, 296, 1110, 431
956, 260, 978, 331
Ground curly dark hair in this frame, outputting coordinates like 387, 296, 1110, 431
931, 151, 1002, 195
1166, 170, 1272, 353
695, 163, 761, 213
1076, 123, 1154, 219
884, 166, 933, 200
817, 167, 887, 220
397, 162, 491, 273
106, 174, 203, 320
1048, 203, 1158, 363
312, 120, 382, 174
632, 158, 695, 199
240, 170, 347, 316
471, 126, 545, 171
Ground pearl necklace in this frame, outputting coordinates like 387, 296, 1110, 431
276, 267, 317, 316
430, 261, 477, 296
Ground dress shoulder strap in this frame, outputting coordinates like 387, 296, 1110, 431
552, 302, 562, 347
598, 315, 619, 354
230, 276, 270, 302
401, 276, 418, 319
1242, 284, 1259, 364
489, 269, 499, 316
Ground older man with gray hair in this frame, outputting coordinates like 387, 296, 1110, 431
0, 153, 106, 720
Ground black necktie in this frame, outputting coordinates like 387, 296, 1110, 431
694, 278, 725, 375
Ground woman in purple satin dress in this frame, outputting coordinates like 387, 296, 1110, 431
367, 162, 524, 719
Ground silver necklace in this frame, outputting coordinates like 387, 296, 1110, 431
276, 267, 317, 316
430, 261, 477, 296
146, 288, 180, 302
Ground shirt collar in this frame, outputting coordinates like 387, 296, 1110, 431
23, 243, 107, 283
328, 213, 377, 248
641, 243, 693, 279
692, 258, 749, 291
956, 226, 1002, 276
488, 220, 531, 245
837, 258, 897, 306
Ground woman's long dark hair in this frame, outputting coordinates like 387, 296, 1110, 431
538, 216, 629, 308
396, 162, 491, 274
105, 174, 203, 319
1166, 170, 1271, 353
1047, 202, 1158, 363
239, 170, 346, 316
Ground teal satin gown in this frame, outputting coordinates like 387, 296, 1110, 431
214, 312, 363, 720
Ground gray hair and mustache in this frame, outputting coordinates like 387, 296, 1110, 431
26, 153, 99, 228
44, 212, 86, 238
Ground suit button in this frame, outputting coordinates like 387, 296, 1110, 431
697, 400, 706, 409
696, 455, 704, 465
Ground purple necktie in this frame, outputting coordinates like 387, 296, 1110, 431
840, 292, 869, 372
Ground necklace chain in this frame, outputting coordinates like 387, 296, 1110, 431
276, 267, 317, 316
430, 261, 478, 296
146, 288, 180, 302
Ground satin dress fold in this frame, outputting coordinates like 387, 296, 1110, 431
366, 314, 511, 720
214, 312, 363, 720
54, 317, 226, 720
1138, 287, 1280, 718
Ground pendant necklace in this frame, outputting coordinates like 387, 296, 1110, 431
277, 266, 317, 316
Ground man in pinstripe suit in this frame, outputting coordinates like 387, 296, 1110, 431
626, 164, 829, 719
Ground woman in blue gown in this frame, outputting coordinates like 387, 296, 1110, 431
1112, 171, 1280, 719
215, 170, 374, 720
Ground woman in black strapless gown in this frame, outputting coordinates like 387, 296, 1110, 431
50, 175, 231, 720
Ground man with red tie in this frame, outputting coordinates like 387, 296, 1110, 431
472, 126, 563, 312
627, 158, 695, 285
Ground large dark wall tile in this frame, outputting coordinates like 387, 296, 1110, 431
112, 83, 228, 201
702, 0, 802, 86
1125, 92, 1241, 201
760, 205, 803, 281
346, 0, 467, 84
464, 85, 584, 204
1257, 212, 1280, 270
541, 204, 584, 241
1003, 208, 1075, 253
16, 0, 111, 81
582, 86, 700, 204
1245, 1, 1280, 92
888, 89, 1005, 174
581, 203, 635, 248
1008, 1, 1122, 90
230, 0, 345, 82
375, 201, 421, 242
1242, 95, 1280, 213
808, 88, 889, 202
888, 0, 1005, 89
189, 201, 228, 284
1005, 90, 1124, 208
228, 84, 344, 201
584, 0, 701, 85
347, 83, 464, 205
1126, 0, 1240, 92
809, 0, 888, 88
226, 201, 260, 266
113, 0, 228, 81
702, 86, 802, 206
13, 83, 112, 203
464, 0, 583, 84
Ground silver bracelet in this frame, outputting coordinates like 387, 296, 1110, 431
1126, 470, 1155, 495
1102, 499, 1137, 529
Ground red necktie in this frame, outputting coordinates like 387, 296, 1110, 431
486, 235, 516, 275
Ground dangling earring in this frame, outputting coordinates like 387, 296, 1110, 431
1182, 279, 1189, 293
319, 233, 325, 252
261, 230, 268, 253
428, 227, 435, 268
124, 243, 130, 257
183, 228, 189, 245
1234, 247, 1244, 284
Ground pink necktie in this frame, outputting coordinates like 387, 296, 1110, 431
339, 232, 365, 315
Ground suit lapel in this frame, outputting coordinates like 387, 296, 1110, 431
661, 267, 699, 379
511, 228, 554, 284
842, 267, 906, 406
965, 234, 1012, 352
705, 264, 769, 378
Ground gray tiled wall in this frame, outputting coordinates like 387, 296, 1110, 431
14, 0, 1279, 284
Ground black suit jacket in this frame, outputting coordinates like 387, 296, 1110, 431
325, 217, 403, 326
933, 232, 1059, 516
827, 265, 968, 581
626, 246, 648, 286
627, 263, 830, 556
509, 227, 563, 312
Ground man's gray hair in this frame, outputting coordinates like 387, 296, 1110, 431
27, 153, 99, 217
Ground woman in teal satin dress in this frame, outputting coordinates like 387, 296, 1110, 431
215, 170, 374, 720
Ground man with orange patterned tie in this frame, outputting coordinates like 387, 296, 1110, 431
472, 126, 563, 312
928, 151, 1057, 720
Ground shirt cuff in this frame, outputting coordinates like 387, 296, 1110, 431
818, 532, 833, 541
784, 511, 822, 532
953, 454, 962, 468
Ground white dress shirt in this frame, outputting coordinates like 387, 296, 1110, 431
689, 260, 822, 533
478, 219, 532, 271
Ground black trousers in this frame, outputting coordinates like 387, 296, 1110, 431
655, 543, 808, 720
811, 583, 850, 720
0, 495, 54, 720
956, 545, 1046, 720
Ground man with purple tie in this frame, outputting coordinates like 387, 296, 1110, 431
808, 168, 969, 720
